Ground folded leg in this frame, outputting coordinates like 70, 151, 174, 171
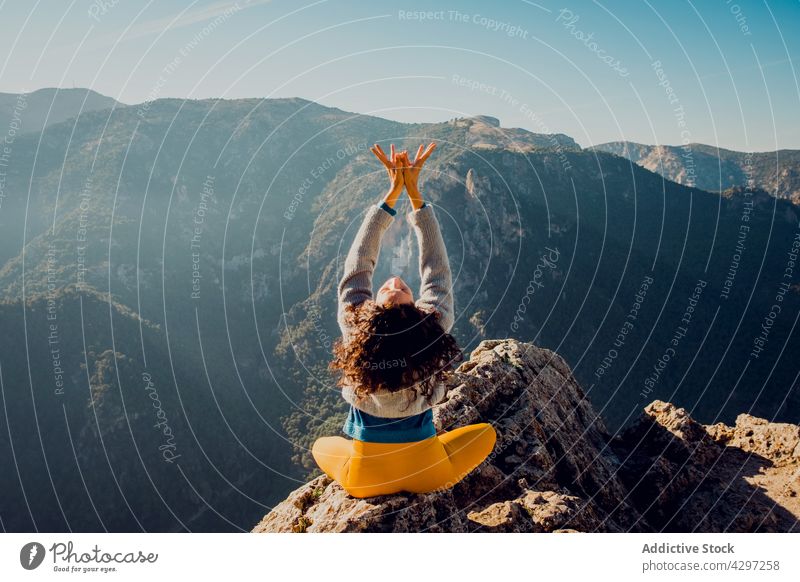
437, 422, 497, 486
312, 424, 497, 499
400, 423, 497, 494
313, 436, 406, 498
311, 436, 353, 485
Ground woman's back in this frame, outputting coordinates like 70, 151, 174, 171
312, 142, 496, 498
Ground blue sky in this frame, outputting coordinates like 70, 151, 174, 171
0, 0, 798, 151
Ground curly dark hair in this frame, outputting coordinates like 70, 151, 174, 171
329, 300, 463, 405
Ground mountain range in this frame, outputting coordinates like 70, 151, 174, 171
0, 89, 797, 532
591, 141, 800, 204
0, 88, 122, 136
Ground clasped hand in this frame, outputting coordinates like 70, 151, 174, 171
370, 142, 436, 210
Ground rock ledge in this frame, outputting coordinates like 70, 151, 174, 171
253, 340, 799, 533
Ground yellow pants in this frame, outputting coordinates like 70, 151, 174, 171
311, 423, 497, 498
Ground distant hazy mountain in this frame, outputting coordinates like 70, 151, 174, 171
0, 87, 122, 135
0, 94, 798, 532
591, 141, 800, 203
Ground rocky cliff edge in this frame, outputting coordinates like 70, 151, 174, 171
253, 339, 800, 533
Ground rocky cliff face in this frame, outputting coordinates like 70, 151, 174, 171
591, 140, 800, 203
253, 339, 799, 533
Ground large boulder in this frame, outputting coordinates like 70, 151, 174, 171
615, 401, 800, 532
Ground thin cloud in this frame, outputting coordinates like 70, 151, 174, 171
57, 0, 272, 51
124, 0, 272, 42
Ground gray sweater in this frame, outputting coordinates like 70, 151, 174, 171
336, 203, 455, 418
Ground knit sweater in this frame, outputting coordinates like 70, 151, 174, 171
336, 202, 455, 419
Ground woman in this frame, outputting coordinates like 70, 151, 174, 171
311, 141, 497, 498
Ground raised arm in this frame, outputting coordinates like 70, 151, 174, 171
336, 144, 404, 341
336, 206, 393, 340
408, 205, 454, 333
401, 143, 455, 333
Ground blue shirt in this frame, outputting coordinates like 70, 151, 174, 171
343, 406, 436, 443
